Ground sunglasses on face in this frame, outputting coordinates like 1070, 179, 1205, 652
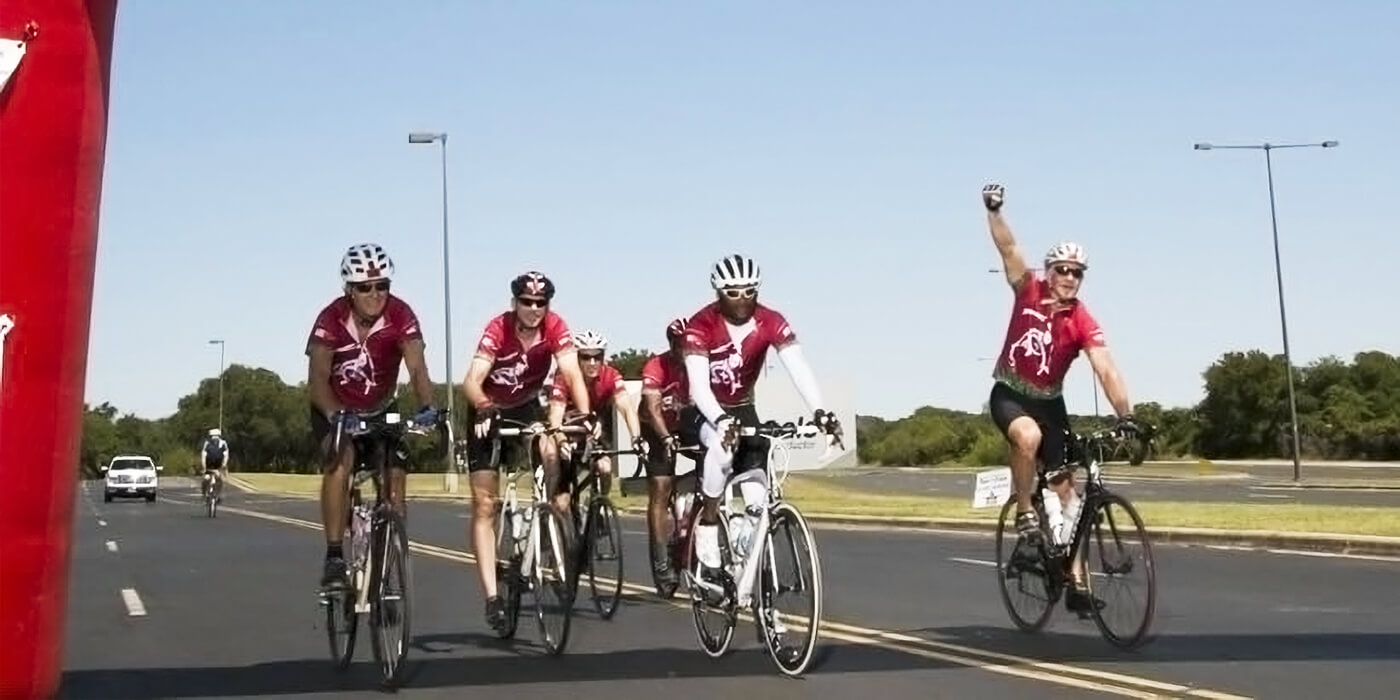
515, 296, 548, 308
579, 353, 604, 362
352, 281, 390, 294
1052, 265, 1084, 280
720, 286, 757, 300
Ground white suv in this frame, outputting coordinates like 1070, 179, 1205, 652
103, 455, 163, 502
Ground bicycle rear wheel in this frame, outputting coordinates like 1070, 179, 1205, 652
369, 508, 412, 687
530, 503, 574, 655
586, 496, 624, 619
994, 496, 1057, 633
1083, 491, 1157, 649
757, 502, 823, 677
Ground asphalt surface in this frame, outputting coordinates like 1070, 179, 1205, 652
60, 478, 1400, 699
809, 463, 1400, 507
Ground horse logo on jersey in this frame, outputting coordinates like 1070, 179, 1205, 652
332, 343, 377, 394
488, 353, 529, 394
1008, 324, 1052, 376
708, 345, 743, 392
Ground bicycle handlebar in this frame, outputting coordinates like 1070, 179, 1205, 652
330, 408, 448, 458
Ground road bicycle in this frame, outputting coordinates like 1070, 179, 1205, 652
619, 442, 704, 599
319, 408, 447, 687
200, 470, 222, 518
557, 419, 642, 620
487, 417, 590, 655
994, 422, 1158, 649
686, 417, 843, 677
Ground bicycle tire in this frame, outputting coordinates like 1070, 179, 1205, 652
493, 501, 524, 640
758, 501, 823, 677
324, 489, 361, 669
688, 515, 736, 658
586, 496, 624, 620
369, 507, 412, 687
1084, 491, 1157, 649
530, 503, 574, 655
994, 496, 1057, 633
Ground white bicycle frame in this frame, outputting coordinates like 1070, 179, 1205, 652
691, 422, 834, 609
494, 421, 590, 588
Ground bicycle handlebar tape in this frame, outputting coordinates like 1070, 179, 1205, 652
0, 2, 119, 698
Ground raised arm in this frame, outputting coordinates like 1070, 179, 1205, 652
982, 183, 1030, 289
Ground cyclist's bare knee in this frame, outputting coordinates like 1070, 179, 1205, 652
1007, 417, 1042, 457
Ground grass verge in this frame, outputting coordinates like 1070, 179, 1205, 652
230, 472, 1400, 538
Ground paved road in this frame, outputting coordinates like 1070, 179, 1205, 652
61, 479, 1400, 699
808, 465, 1400, 507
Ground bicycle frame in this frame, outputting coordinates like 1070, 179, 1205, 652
1033, 426, 1129, 561
490, 418, 592, 580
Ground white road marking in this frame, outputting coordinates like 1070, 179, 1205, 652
97, 520, 107, 527
105, 540, 118, 553
120, 588, 147, 617
949, 556, 996, 567
1248, 494, 1292, 499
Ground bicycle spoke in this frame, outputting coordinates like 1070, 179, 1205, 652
1084, 492, 1157, 649
369, 510, 412, 686
587, 497, 625, 620
759, 502, 823, 677
531, 504, 574, 655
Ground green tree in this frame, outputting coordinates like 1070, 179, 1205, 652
608, 347, 653, 380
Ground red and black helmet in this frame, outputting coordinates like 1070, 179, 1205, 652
510, 271, 555, 300
666, 317, 688, 342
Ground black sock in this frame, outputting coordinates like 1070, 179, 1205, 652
326, 543, 343, 560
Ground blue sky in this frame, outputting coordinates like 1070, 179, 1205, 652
87, 0, 1399, 421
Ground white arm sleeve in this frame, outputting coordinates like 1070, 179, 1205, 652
776, 343, 825, 412
684, 354, 728, 426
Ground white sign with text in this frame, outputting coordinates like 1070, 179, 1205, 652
971, 466, 1012, 509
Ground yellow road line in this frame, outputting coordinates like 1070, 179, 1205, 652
180, 496, 1251, 700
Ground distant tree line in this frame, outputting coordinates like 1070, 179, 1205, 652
78, 348, 1399, 475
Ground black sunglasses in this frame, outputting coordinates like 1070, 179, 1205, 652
579, 352, 604, 362
515, 296, 548, 308
352, 281, 390, 294
1052, 265, 1084, 279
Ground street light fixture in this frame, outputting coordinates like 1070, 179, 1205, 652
207, 339, 225, 432
408, 131, 456, 455
1193, 139, 1339, 482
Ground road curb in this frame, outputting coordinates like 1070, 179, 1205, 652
1255, 482, 1400, 491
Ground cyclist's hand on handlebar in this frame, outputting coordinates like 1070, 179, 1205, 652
662, 433, 680, 459
412, 405, 442, 428
631, 435, 649, 461
335, 410, 361, 436
473, 404, 499, 439
812, 408, 845, 447
1114, 414, 1142, 435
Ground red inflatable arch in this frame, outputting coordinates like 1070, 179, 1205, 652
0, 0, 119, 698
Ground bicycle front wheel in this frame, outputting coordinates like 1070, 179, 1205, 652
586, 496, 624, 619
530, 503, 574, 655
758, 501, 823, 677
1084, 491, 1157, 649
369, 508, 412, 687
994, 496, 1056, 633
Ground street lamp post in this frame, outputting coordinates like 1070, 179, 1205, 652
408, 131, 456, 463
1193, 139, 1339, 482
207, 339, 225, 432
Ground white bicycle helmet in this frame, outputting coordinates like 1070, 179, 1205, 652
341, 243, 395, 283
208, 428, 221, 437
572, 330, 608, 352
709, 253, 762, 289
1044, 241, 1089, 270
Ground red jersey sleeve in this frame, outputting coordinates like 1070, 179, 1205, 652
762, 308, 798, 349
546, 313, 574, 354
682, 307, 714, 355
1073, 305, 1107, 351
306, 302, 340, 351
641, 355, 666, 394
548, 370, 569, 403
474, 315, 507, 359
391, 298, 424, 344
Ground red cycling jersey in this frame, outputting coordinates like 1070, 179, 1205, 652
550, 363, 626, 412
682, 302, 797, 407
993, 269, 1106, 398
306, 295, 423, 412
640, 352, 691, 431
473, 311, 574, 409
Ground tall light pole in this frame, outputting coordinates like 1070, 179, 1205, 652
207, 339, 225, 432
1193, 139, 1339, 482
408, 131, 455, 454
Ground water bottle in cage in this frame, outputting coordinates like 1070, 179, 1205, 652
350, 504, 371, 567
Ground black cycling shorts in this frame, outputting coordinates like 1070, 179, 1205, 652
987, 381, 1071, 472
638, 405, 703, 478
463, 400, 545, 474
308, 402, 406, 472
